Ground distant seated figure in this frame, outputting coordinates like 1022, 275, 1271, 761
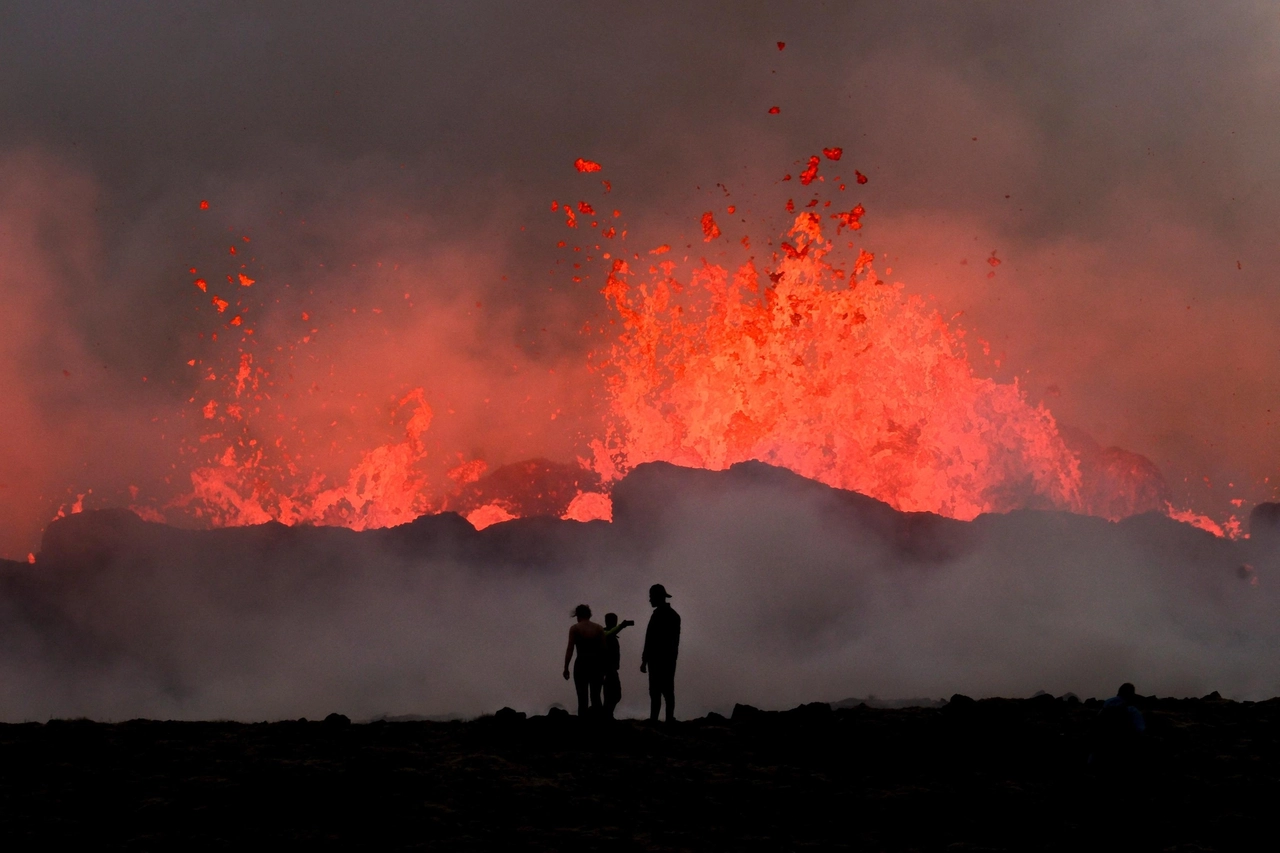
601, 612, 635, 719
1090, 682, 1146, 767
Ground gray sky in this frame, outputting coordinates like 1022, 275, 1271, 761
2, 1, 1279, 556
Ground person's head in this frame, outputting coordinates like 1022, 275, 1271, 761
649, 584, 672, 606
1117, 682, 1136, 700
604, 612, 618, 628
573, 604, 592, 621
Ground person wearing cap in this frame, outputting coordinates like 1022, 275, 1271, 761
640, 583, 681, 723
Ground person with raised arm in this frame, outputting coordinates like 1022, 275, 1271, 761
601, 612, 635, 718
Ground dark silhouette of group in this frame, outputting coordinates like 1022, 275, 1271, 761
562, 583, 681, 721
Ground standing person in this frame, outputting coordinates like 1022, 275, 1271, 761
640, 584, 681, 723
562, 604, 605, 717
601, 613, 635, 719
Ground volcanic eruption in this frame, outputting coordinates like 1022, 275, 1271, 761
2, 1, 1278, 728
118, 152, 1210, 541
6, 12, 1280, 850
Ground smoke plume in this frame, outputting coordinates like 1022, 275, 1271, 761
2, 463, 1276, 722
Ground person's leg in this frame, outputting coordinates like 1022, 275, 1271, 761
603, 671, 621, 717
648, 671, 661, 721
589, 671, 603, 714
661, 664, 676, 722
573, 662, 589, 717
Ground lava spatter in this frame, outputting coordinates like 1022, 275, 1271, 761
128, 154, 1235, 538
590, 210, 1085, 519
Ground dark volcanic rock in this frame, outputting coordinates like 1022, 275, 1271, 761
1250, 501, 1280, 531
2, 698, 1277, 850
373, 510, 479, 559
442, 457, 601, 519
1060, 425, 1172, 518
1250, 501, 1280, 548
0, 460, 1268, 723
39, 507, 163, 566
612, 460, 976, 562
492, 706, 525, 723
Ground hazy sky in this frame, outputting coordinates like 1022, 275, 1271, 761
2, 1, 1279, 557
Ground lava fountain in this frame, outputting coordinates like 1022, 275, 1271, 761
590, 210, 1083, 520
99, 154, 1231, 537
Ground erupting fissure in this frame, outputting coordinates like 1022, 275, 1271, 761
90, 153, 1236, 537
588, 211, 1085, 520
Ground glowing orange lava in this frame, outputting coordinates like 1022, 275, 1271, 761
587, 210, 1084, 520
106, 158, 1240, 537
183, 388, 435, 530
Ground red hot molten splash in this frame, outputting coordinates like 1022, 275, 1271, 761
589, 210, 1083, 520
110, 154, 1235, 537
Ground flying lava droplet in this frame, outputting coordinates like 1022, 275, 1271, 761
768, 106, 780, 114
574, 158, 602, 173
799, 156, 821, 186
700, 211, 721, 242
822, 147, 843, 161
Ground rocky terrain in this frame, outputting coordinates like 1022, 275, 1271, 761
1, 695, 1274, 850
2, 462, 1279, 721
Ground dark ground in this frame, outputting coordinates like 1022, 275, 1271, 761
0, 695, 1276, 851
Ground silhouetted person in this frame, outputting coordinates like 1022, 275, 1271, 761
601, 612, 635, 719
563, 604, 605, 717
640, 584, 680, 722
1090, 682, 1146, 767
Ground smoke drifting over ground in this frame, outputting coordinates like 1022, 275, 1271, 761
2, 4, 1279, 721
2, 2, 1280, 555
2, 463, 1277, 722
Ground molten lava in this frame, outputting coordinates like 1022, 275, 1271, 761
183, 388, 435, 530
96, 153, 1237, 539
588, 211, 1084, 520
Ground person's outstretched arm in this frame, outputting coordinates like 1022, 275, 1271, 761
605, 619, 634, 638
563, 627, 576, 680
